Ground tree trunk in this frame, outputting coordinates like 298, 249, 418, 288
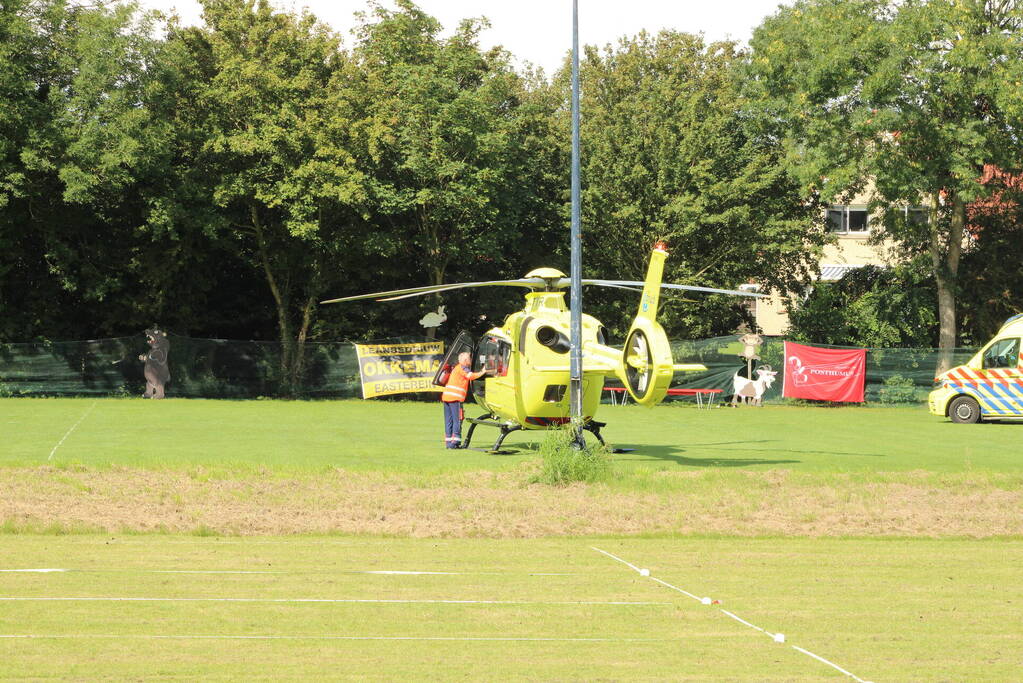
251, 205, 295, 392
290, 291, 317, 392
930, 194, 965, 374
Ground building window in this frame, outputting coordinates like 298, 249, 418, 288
905, 206, 929, 227
827, 206, 869, 233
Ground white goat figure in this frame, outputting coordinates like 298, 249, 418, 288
419, 305, 447, 329
731, 365, 777, 407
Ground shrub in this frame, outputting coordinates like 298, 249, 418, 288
877, 374, 918, 404
529, 427, 613, 486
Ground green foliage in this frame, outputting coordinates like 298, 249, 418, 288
567, 31, 822, 339
529, 428, 613, 486
788, 264, 938, 347
0, 0, 169, 339
957, 185, 1023, 345
877, 373, 919, 404
158, 0, 375, 390
748, 0, 1023, 353
342, 1, 563, 339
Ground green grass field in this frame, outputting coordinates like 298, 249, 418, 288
3, 397, 1021, 472
2, 535, 1021, 680
2, 398, 1021, 679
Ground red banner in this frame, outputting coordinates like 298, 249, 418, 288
782, 342, 867, 403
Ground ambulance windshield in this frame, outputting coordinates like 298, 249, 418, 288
982, 337, 1020, 369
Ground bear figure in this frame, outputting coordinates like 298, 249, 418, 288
738, 333, 763, 361
139, 327, 170, 399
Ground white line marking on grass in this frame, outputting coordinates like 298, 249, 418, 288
590, 546, 644, 574
46, 401, 97, 461
592, 547, 702, 602
719, 609, 767, 634
150, 570, 573, 577
793, 646, 874, 683
591, 547, 875, 683
360, 570, 458, 575
149, 570, 284, 575
649, 576, 702, 603
2, 567, 578, 577
0, 597, 669, 606
0, 634, 671, 642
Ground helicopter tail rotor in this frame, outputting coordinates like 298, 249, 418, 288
616, 242, 678, 406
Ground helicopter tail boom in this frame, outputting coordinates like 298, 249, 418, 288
614, 242, 676, 406
636, 241, 669, 323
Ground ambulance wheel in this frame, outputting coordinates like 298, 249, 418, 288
948, 396, 981, 424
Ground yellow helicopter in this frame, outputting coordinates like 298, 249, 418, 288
322, 241, 763, 451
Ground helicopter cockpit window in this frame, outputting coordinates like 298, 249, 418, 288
475, 335, 511, 377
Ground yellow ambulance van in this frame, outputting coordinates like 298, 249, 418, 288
929, 313, 1023, 423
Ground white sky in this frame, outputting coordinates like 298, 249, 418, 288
137, 0, 786, 75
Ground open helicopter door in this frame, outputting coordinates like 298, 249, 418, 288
432, 331, 475, 387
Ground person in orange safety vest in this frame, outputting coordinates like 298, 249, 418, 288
442, 351, 487, 448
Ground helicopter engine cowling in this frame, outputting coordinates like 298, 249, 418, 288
535, 326, 571, 354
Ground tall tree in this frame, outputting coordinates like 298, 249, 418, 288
748, 0, 1023, 368
0, 0, 175, 340
957, 173, 1023, 343
567, 31, 821, 339
349, 1, 562, 338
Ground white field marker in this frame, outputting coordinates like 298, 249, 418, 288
591, 547, 874, 683
0, 596, 669, 606
0, 569, 67, 573
46, 401, 97, 461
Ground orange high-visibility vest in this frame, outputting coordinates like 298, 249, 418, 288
441, 364, 485, 403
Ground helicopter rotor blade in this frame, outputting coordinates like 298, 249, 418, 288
578, 279, 767, 298
577, 281, 643, 293
321, 279, 548, 304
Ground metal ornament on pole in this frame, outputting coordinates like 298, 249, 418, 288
569, 0, 585, 448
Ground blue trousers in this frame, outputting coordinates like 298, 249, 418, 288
443, 401, 463, 448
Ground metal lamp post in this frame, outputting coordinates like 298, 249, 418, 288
569, 0, 584, 447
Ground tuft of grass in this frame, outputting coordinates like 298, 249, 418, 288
529, 427, 614, 486
0, 517, 104, 535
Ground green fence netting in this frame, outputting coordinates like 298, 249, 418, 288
0, 333, 977, 403
0, 334, 373, 399
667, 336, 978, 405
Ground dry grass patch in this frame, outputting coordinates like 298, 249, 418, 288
2, 466, 1021, 538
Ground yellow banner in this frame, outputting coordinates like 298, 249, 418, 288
355, 341, 444, 398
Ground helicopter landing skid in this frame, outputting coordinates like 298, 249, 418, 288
461, 414, 523, 453
577, 423, 632, 453
461, 415, 611, 453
